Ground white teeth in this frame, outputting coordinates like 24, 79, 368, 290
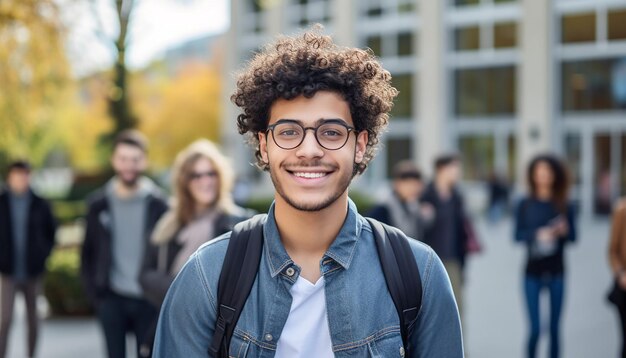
293, 172, 327, 179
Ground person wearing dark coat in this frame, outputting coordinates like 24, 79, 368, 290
0, 161, 56, 358
420, 154, 469, 322
80, 131, 168, 358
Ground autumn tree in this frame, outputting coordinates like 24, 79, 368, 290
0, 0, 71, 168
135, 62, 222, 170
90, 0, 138, 146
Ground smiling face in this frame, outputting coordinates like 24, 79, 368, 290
258, 91, 368, 212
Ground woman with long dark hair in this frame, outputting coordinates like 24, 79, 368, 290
514, 154, 577, 358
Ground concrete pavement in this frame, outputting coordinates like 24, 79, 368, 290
4, 216, 619, 357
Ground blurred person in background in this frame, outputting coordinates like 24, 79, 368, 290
81, 130, 168, 358
421, 154, 469, 321
607, 197, 626, 358
486, 171, 510, 223
514, 154, 577, 358
0, 160, 56, 358
368, 160, 434, 242
139, 139, 253, 353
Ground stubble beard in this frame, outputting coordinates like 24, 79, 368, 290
269, 161, 355, 212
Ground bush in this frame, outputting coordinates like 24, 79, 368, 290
43, 245, 92, 316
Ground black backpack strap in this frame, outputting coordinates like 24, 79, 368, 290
366, 218, 423, 354
208, 214, 267, 358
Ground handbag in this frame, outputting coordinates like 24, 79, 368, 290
464, 217, 483, 254
608, 280, 626, 306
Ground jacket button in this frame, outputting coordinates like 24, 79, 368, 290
285, 267, 295, 277
264, 333, 273, 342
400, 346, 405, 357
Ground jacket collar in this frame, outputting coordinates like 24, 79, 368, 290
263, 198, 362, 278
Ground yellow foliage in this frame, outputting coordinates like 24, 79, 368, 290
0, 0, 71, 165
136, 63, 222, 170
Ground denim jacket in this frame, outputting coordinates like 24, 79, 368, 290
154, 200, 463, 357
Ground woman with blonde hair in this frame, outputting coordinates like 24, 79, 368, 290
139, 139, 252, 354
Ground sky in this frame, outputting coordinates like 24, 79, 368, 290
62, 0, 230, 77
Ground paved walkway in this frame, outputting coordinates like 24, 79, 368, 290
3, 216, 619, 357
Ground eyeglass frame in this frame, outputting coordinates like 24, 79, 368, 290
265, 119, 357, 151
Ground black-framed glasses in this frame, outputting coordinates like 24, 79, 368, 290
266, 119, 355, 150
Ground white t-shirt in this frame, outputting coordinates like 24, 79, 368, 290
275, 276, 334, 357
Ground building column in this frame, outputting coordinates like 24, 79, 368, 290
221, 1, 246, 175
518, 0, 553, 186
332, 0, 354, 46
418, 0, 447, 177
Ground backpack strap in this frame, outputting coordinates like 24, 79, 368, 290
366, 218, 423, 354
208, 214, 267, 358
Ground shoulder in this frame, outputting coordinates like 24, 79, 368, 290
190, 232, 232, 284
615, 198, 626, 214
85, 189, 107, 211
406, 239, 438, 281
148, 190, 168, 209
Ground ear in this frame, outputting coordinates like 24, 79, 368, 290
354, 130, 368, 164
258, 132, 269, 164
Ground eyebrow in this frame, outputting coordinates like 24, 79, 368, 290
274, 118, 349, 126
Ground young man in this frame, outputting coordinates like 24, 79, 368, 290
81, 130, 168, 358
0, 161, 56, 358
368, 160, 434, 242
421, 154, 469, 321
155, 30, 463, 357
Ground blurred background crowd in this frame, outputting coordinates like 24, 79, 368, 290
1, 0, 626, 357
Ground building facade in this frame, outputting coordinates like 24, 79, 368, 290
223, 0, 626, 217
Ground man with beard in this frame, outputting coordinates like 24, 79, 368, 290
81, 130, 167, 358
154, 29, 462, 357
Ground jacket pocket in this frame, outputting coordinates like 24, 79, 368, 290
369, 331, 405, 358
228, 333, 251, 358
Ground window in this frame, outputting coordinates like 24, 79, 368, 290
494, 22, 517, 49
458, 135, 495, 181
398, 32, 413, 56
561, 58, 626, 112
564, 133, 581, 185
366, 36, 382, 57
455, 26, 480, 51
609, 9, 626, 41
455, 66, 517, 116
507, 134, 516, 183
561, 12, 596, 43
594, 134, 612, 214
398, 0, 415, 14
391, 74, 414, 118
455, 0, 479, 6
249, 0, 262, 12
386, 138, 413, 178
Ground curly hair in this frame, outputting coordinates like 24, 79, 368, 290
231, 27, 398, 174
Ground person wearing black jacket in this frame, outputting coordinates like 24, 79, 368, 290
81, 131, 167, 358
420, 154, 469, 321
0, 161, 56, 358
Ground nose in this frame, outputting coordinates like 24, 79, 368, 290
295, 128, 324, 159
